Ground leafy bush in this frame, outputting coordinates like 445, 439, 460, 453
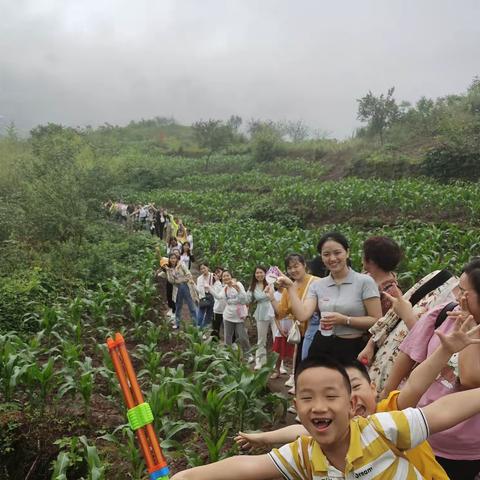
421, 137, 480, 181
252, 130, 285, 163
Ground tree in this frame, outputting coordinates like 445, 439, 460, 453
192, 119, 233, 170
227, 115, 242, 133
357, 87, 400, 144
19, 124, 102, 243
284, 120, 310, 143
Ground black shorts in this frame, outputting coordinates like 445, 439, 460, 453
308, 332, 367, 362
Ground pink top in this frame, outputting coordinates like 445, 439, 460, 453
400, 303, 480, 460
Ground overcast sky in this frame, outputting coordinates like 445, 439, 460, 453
1, 0, 479, 137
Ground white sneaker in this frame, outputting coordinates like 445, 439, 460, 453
166, 309, 172, 317
172, 324, 178, 330
284, 375, 294, 388
247, 355, 255, 364
287, 405, 296, 414
279, 362, 288, 375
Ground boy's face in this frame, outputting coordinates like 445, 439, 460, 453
346, 367, 377, 417
295, 367, 355, 448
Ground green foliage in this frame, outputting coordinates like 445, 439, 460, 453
192, 119, 234, 169
0, 403, 22, 456
357, 87, 400, 144
252, 128, 285, 163
421, 135, 480, 181
52, 435, 106, 480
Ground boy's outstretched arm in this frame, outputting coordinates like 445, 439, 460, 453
170, 454, 280, 480
397, 316, 480, 409
422, 386, 480, 435
235, 424, 308, 450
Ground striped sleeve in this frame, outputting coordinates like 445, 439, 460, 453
370, 408, 429, 451
268, 438, 309, 480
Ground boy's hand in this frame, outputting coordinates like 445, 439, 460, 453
357, 340, 375, 366
436, 315, 480, 355
234, 431, 268, 451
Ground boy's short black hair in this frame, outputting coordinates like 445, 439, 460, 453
339, 359, 372, 383
295, 355, 352, 394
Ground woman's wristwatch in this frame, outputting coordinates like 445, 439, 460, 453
346, 316, 352, 326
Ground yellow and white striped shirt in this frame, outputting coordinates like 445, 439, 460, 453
269, 408, 429, 479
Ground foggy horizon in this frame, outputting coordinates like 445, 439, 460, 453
1, 0, 479, 138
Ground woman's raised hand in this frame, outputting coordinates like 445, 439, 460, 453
382, 290, 413, 319
276, 275, 293, 289
264, 284, 275, 301
436, 314, 480, 354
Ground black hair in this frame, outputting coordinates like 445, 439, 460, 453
339, 359, 371, 383
284, 253, 306, 270
363, 236, 402, 272
295, 355, 352, 394
249, 265, 268, 293
463, 257, 480, 299
199, 261, 209, 268
168, 252, 179, 267
317, 231, 349, 253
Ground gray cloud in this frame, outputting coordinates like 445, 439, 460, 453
1, 0, 479, 137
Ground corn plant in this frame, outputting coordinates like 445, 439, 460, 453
54, 436, 106, 480
126, 298, 149, 324
181, 382, 234, 463
51, 436, 84, 480
78, 435, 106, 480
99, 426, 144, 480
147, 365, 188, 421
134, 342, 165, 382
83, 289, 111, 326
0, 334, 28, 401
58, 357, 100, 417
25, 357, 58, 412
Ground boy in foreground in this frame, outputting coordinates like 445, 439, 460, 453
235, 315, 480, 479
171, 319, 480, 479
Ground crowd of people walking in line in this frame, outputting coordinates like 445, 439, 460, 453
107, 200, 480, 480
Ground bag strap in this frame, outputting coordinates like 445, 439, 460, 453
409, 269, 453, 307
434, 301, 458, 329
387, 270, 454, 334
300, 276, 314, 302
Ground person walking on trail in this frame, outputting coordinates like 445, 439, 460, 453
244, 266, 275, 370
269, 287, 294, 379
282, 232, 382, 363
211, 270, 251, 357
164, 253, 198, 330
155, 207, 167, 239
209, 267, 226, 340
196, 262, 214, 329
266, 253, 318, 393
180, 242, 194, 270
176, 218, 188, 243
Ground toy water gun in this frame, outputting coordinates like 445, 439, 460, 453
107, 333, 169, 479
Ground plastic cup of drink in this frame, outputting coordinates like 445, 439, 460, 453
320, 311, 334, 336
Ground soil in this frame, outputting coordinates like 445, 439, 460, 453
0, 259, 295, 479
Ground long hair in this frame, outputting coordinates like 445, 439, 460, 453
249, 265, 268, 293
